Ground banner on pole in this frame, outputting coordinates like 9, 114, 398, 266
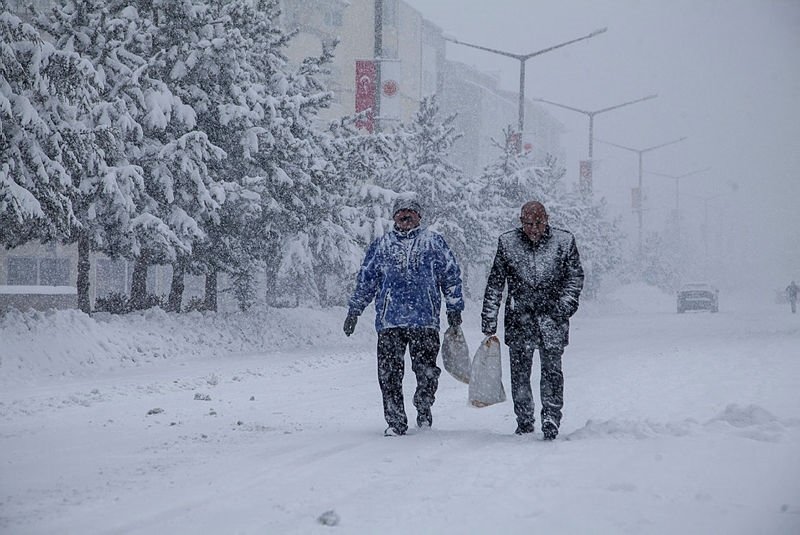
632, 187, 642, 210
378, 59, 401, 122
579, 160, 593, 194
355, 60, 376, 132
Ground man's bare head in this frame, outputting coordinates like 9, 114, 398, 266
520, 201, 548, 243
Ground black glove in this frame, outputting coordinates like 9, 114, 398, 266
551, 298, 578, 319
446, 310, 462, 328
481, 317, 496, 337
343, 314, 358, 336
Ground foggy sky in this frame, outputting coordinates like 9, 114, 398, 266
404, 0, 800, 289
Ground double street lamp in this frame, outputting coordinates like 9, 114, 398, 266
533, 94, 658, 193
597, 136, 687, 256
533, 95, 657, 161
648, 167, 711, 215
445, 28, 607, 152
647, 167, 711, 248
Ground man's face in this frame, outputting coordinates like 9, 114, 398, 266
520, 204, 548, 243
394, 209, 421, 231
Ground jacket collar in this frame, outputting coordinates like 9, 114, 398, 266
393, 225, 422, 239
517, 225, 551, 246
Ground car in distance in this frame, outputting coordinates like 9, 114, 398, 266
677, 283, 719, 313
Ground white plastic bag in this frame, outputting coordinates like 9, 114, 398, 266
468, 336, 507, 407
442, 325, 470, 384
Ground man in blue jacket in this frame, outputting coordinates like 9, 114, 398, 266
344, 195, 464, 436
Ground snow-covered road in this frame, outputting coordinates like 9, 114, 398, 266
1, 286, 799, 534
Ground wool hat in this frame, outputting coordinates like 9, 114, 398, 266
392, 196, 422, 218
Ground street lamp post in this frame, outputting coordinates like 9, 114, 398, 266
373, 0, 383, 132
533, 94, 657, 194
648, 167, 711, 255
688, 193, 723, 278
597, 137, 687, 256
445, 28, 607, 152
648, 167, 711, 216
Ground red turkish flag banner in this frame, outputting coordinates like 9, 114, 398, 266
355, 60, 376, 132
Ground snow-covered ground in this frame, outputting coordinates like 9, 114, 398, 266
1, 284, 799, 534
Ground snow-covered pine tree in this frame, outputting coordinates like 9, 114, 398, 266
641, 230, 680, 291
320, 115, 397, 303
34, 0, 153, 311
325, 114, 397, 248
0, 4, 98, 249
196, 0, 359, 308
477, 127, 534, 210
467, 127, 535, 278
468, 136, 624, 297
532, 154, 623, 298
34, 0, 231, 311
125, 0, 252, 311
282, 38, 366, 307
384, 96, 462, 213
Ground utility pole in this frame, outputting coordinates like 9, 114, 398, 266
445, 28, 607, 152
597, 137, 687, 256
648, 167, 711, 263
373, 0, 383, 133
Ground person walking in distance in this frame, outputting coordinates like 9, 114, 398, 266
481, 201, 584, 440
344, 195, 464, 436
786, 280, 799, 314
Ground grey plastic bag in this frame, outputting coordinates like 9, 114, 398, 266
468, 336, 507, 407
442, 325, 470, 384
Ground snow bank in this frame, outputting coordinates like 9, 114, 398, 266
0, 283, 682, 384
586, 281, 674, 315
0, 306, 374, 384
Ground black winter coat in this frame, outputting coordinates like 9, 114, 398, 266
481, 226, 584, 350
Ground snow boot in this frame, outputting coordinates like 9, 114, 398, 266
514, 422, 535, 435
416, 408, 432, 428
542, 419, 558, 441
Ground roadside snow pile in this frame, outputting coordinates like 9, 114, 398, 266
588, 282, 674, 315
566, 404, 797, 443
0, 306, 374, 383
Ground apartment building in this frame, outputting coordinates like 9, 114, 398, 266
283, 0, 562, 174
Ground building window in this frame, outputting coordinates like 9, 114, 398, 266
40, 258, 70, 286
6, 257, 37, 285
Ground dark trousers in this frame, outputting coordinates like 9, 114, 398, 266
791, 299, 797, 313
509, 344, 564, 429
376, 327, 441, 431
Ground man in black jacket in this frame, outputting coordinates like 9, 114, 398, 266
481, 201, 584, 440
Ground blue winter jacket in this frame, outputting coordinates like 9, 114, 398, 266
348, 226, 464, 332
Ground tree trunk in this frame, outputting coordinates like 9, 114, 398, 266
167, 259, 185, 312
77, 232, 91, 313
130, 253, 150, 310
263, 231, 281, 306
204, 268, 217, 312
